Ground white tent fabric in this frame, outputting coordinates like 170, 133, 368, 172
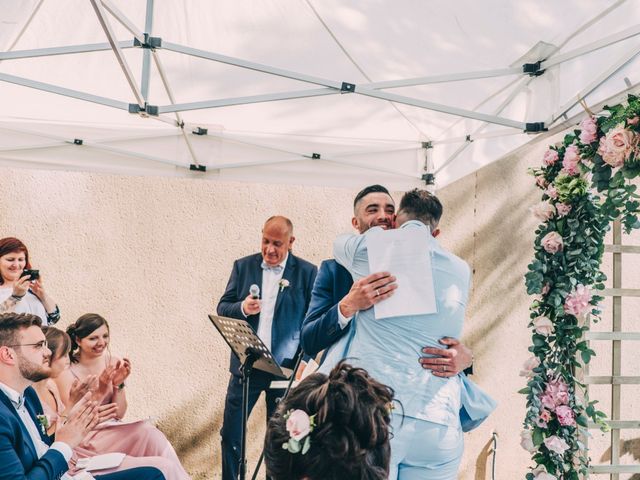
1, 0, 640, 190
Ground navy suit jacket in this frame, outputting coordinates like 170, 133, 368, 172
0, 386, 68, 480
300, 259, 354, 357
217, 253, 317, 375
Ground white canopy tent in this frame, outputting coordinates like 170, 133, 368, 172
1, 0, 640, 190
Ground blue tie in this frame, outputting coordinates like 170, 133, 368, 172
261, 262, 283, 274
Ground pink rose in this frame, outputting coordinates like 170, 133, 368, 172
543, 149, 559, 166
531, 201, 556, 222
555, 405, 576, 426
285, 409, 311, 441
520, 429, 535, 452
535, 175, 549, 189
544, 435, 569, 455
597, 124, 636, 168
545, 185, 558, 200
561, 145, 581, 176
564, 284, 591, 317
556, 203, 572, 217
579, 116, 598, 144
540, 392, 556, 411
546, 378, 569, 406
541, 231, 563, 254
533, 316, 554, 336
519, 356, 540, 377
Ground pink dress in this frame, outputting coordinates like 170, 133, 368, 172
43, 378, 190, 480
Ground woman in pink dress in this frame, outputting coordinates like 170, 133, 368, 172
50, 315, 190, 480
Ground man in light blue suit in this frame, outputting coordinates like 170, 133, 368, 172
0, 312, 166, 480
332, 189, 494, 480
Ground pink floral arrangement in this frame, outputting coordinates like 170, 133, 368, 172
597, 124, 637, 167
541, 231, 563, 253
563, 284, 591, 317
561, 145, 581, 176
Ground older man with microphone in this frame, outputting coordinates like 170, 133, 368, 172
216, 215, 317, 480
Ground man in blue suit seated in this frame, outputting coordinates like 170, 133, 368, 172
301, 185, 473, 376
217, 215, 317, 480
0, 312, 166, 480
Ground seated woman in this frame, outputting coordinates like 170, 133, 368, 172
0, 237, 60, 324
264, 361, 394, 480
54, 314, 190, 480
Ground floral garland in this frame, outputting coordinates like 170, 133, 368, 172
521, 94, 640, 480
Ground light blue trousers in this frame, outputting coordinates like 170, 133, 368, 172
389, 414, 464, 480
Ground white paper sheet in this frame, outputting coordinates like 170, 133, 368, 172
75, 453, 126, 471
366, 227, 437, 319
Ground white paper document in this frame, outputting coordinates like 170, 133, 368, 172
75, 452, 126, 471
366, 227, 437, 319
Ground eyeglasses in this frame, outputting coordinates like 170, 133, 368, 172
7, 340, 48, 350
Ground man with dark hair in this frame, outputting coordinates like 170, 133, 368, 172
0, 312, 166, 480
301, 185, 473, 376
217, 216, 317, 480
331, 189, 494, 479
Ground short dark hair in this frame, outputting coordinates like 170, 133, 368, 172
264, 361, 394, 480
353, 185, 390, 211
0, 313, 42, 347
398, 189, 443, 230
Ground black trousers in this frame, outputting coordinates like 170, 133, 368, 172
220, 370, 283, 480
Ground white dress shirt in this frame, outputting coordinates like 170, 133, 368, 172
255, 254, 288, 351
0, 381, 73, 466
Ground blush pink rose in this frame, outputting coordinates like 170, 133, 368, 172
597, 124, 636, 168
541, 231, 563, 254
543, 149, 559, 166
561, 145, 581, 176
579, 116, 598, 144
531, 201, 556, 222
556, 203, 572, 217
544, 435, 569, 455
533, 316, 554, 336
546, 378, 569, 406
533, 465, 557, 480
555, 405, 576, 426
286, 409, 311, 441
519, 356, 540, 377
545, 185, 558, 200
535, 175, 549, 189
540, 392, 556, 411
564, 284, 591, 317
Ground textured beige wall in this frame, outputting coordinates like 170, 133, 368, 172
1, 133, 638, 478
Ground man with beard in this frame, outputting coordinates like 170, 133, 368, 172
301, 185, 473, 375
0, 312, 166, 480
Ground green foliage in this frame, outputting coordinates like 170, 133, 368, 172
522, 96, 640, 479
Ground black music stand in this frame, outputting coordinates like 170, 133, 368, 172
209, 315, 288, 480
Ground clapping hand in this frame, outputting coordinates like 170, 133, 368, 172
111, 358, 131, 387
97, 403, 119, 424
68, 375, 97, 407
56, 392, 99, 448
94, 365, 116, 401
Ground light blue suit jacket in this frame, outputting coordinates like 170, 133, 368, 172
331, 221, 495, 428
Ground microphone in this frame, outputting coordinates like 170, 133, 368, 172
249, 284, 260, 299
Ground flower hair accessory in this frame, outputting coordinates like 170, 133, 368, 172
282, 409, 316, 454
278, 279, 290, 293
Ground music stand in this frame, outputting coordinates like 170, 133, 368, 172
209, 315, 288, 480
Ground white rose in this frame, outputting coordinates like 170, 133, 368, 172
520, 429, 536, 452
544, 435, 570, 455
519, 356, 540, 377
533, 316, 554, 336
530, 201, 556, 222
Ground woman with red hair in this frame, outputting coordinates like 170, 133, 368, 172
0, 237, 60, 324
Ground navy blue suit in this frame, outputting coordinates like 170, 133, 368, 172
300, 259, 354, 357
217, 252, 317, 480
0, 386, 165, 480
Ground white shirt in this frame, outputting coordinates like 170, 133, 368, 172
255, 254, 288, 351
0, 381, 73, 466
0, 287, 49, 325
